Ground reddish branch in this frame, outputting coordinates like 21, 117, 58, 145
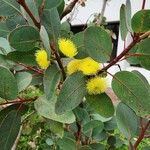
97, 36, 140, 74
50, 43, 66, 80
142, 0, 146, 9
0, 97, 37, 106
134, 120, 150, 149
17, 0, 40, 29
18, 63, 43, 74
61, 0, 79, 20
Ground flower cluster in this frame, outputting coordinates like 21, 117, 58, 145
35, 38, 108, 95
58, 38, 77, 58
86, 76, 108, 95
35, 49, 50, 69
67, 57, 102, 75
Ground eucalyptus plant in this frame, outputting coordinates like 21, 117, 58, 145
0, 0, 150, 150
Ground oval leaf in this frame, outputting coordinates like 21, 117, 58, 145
84, 26, 112, 62
40, 25, 51, 59
116, 102, 138, 139
0, 110, 21, 150
0, 66, 18, 100
55, 72, 87, 114
43, 63, 61, 100
0, 0, 21, 16
112, 71, 150, 117
9, 26, 40, 51
137, 38, 150, 70
86, 93, 114, 118
120, 4, 128, 40
15, 72, 32, 92
34, 95, 75, 124
131, 10, 150, 33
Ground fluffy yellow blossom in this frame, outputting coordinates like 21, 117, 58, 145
86, 76, 108, 95
35, 49, 50, 69
58, 38, 77, 58
78, 57, 102, 75
67, 59, 81, 75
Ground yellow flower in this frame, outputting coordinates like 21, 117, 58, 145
58, 38, 77, 58
86, 76, 108, 95
79, 57, 102, 75
35, 49, 50, 69
67, 59, 81, 75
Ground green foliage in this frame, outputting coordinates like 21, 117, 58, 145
55, 72, 87, 114
112, 71, 150, 117
86, 93, 114, 118
116, 103, 138, 139
0, 66, 18, 100
0, 0, 150, 149
34, 95, 75, 123
9, 26, 40, 51
131, 10, 150, 33
84, 26, 112, 62
137, 38, 150, 70
43, 63, 61, 100
0, 110, 21, 150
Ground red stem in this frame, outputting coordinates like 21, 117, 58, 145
0, 97, 37, 106
134, 120, 150, 149
18, 63, 43, 74
17, 0, 40, 29
98, 36, 140, 74
142, 0, 146, 9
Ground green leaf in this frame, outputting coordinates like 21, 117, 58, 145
41, 8, 61, 41
0, 66, 18, 100
5, 15, 26, 30
7, 49, 37, 66
120, 4, 128, 40
57, 0, 65, 15
79, 146, 92, 150
48, 120, 64, 138
43, 63, 61, 100
0, 22, 10, 37
34, 95, 75, 123
126, 44, 140, 65
137, 38, 150, 70
132, 70, 150, 90
104, 117, 117, 131
9, 26, 40, 51
112, 71, 150, 117
0, 104, 28, 123
40, 25, 51, 59
36, 0, 64, 15
45, 138, 54, 146
116, 102, 138, 139
86, 93, 114, 118
74, 107, 90, 125
0, 110, 21, 150
0, 54, 15, 68
83, 120, 104, 134
125, 0, 132, 32
15, 72, 32, 92
89, 143, 105, 150
55, 72, 87, 114
0, 37, 11, 55
57, 136, 76, 150
84, 26, 112, 62
72, 32, 88, 59
41, 0, 64, 10
0, 0, 21, 16
131, 10, 150, 33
